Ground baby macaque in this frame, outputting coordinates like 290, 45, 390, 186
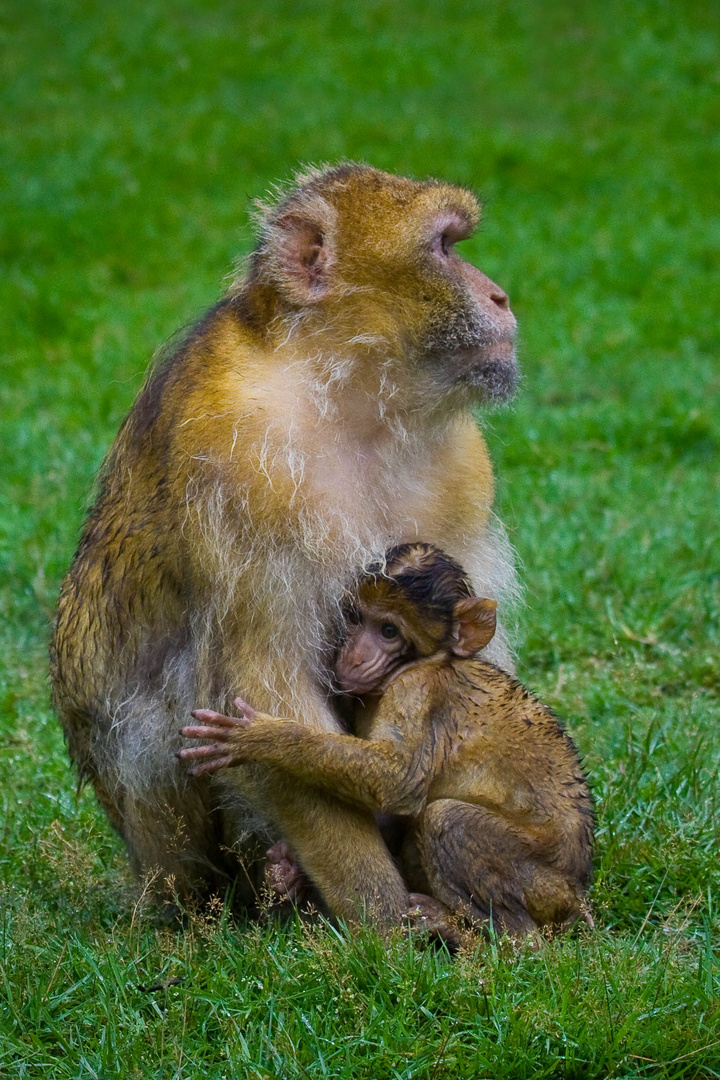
179, 544, 593, 938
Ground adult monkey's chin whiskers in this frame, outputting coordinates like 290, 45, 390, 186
427, 343, 520, 406
464, 349, 521, 403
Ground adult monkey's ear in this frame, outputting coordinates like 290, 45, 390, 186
450, 597, 497, 657
267, 196, 337, 304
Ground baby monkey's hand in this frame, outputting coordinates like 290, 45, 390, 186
177, 697, 269, 774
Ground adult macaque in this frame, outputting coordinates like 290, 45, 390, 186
180, 544, 594, 937
51, 164, 519, 925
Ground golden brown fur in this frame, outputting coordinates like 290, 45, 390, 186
51, 164, 519, 923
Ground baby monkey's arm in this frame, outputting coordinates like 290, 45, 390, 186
179, 693, 436, 816
180, 550, 493, 820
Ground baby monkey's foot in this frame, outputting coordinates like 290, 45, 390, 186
265, 840, 309, 903
404, 892, 466, 950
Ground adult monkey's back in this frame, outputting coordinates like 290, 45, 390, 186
51, 164, 520, 926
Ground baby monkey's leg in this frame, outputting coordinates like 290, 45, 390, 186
417, 800, 543, 937
418, 799, 590, 936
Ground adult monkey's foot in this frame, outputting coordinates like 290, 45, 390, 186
265, 839, 309, 903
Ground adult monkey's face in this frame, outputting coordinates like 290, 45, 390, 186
252, 165, 519, 406
409, 201, 520, 405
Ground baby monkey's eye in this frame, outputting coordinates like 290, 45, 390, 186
381, 623, 399, 640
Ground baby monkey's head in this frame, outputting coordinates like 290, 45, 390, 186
335, 543, 497, 696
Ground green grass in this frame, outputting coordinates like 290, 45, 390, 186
2, 0, 720, 1075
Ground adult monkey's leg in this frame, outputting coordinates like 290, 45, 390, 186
256, 771, 409, 925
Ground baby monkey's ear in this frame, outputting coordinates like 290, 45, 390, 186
450, 597, 497, 657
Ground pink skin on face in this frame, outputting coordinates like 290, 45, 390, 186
334, 609, 409, 696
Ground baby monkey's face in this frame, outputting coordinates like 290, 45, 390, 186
334, 585, 498, 698
334, 600, 416, 697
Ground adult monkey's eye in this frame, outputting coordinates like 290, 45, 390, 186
430, 214, 472, 260
381, 623, 399, 640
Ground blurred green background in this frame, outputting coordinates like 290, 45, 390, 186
2, 1, 719, 1076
